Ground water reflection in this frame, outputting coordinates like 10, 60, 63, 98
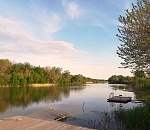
109, 84, 132, 91
0, 85, 85, 113
0, 83, 140, 124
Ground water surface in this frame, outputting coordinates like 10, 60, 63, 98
0, 83, 139, 120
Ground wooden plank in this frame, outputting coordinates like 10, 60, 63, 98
24, 119, 58, 130
59, 125, 86, 130
28, 113, 54, 121
0, 110, 92, 130
45, 109, 68, 119
0, 116, 44, 130
12, 120, 45, 130
0, 116, 92, 130
45, 122, 66, 130
26, 121, 57, 130
28, 109, 68, 120
0, 116, 28, 128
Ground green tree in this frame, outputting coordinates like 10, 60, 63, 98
11, 73, 19, 86
116, 0, 150, 74
46, 67, 62, 84
33, 66, 47, 83
108, 75, 132, 84
61, 70, 71, 84
33, 72, 41, 83
0, 76, 5, 86
133, 70, 146, 87
27, 74, 34, 84
71, 74, 85, 84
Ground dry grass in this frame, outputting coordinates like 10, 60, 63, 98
30, 84, 56, 87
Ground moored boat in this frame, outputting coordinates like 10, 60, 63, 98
107, 92, 132, 103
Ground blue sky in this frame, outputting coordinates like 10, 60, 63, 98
0, 0, 136, 79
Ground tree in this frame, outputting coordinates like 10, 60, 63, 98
11, 73, 19, 86
0, 59, 12, 75
71, 74, 85, 84
116, 0, 150, 75
61, 70, 71, 84
108, 75, 132, 84
44, 67, 62, 84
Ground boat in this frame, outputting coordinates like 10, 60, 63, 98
107, 92, 132, 103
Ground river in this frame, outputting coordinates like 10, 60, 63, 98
0, 83, 140, 121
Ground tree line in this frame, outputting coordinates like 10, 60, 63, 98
108, 70, 150, 88
0, 59, 105, 87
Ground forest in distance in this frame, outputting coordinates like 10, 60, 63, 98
0, 59, 106, 87
108, 73, 150, 88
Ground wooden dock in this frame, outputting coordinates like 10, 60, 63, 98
107, 96, 132, 103
28, 109, 68, 121
0, 109, 91, 130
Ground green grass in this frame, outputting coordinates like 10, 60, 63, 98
115, 103, 150, 130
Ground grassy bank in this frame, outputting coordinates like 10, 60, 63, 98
109, 83, 150, 130
115, 103, 150, 130
112, 81, 150, 129
134, 85, 150, 101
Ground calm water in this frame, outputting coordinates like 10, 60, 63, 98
0, 83, 139, 120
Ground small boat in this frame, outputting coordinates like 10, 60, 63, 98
107, 92, 132, 103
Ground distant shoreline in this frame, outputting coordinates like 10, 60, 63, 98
29, 84, 57, 87
0, 84, 57, 87
0, 82, 100, 87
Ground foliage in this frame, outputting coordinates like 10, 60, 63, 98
108, 74, 150, 90
108, 75, 133, 84
71, 74, 86, 84
116, 0, 150, 74
0, 59, 102, 86
115, 103, 150, 130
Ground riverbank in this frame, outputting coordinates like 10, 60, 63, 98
0, 83, 57, 87
30, 83, 57, 87
132, 85, 150, 101
111, 84, 150, 130
0, 82, 98, 87
115, 103, 150, 130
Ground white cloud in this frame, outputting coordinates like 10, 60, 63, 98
63, 2, 85, 19
0, 29, 87, 58
34, 10, 62, 35
0, 17, 25, 33
0, 17, 88, 67
0, 17, 17, 26
42, 14, 62, 34
0, 1, 63, 41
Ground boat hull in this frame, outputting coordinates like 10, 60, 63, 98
107, 96, 132, 103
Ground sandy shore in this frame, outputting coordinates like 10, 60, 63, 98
29, 83, 57, 87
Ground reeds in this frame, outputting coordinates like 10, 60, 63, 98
115, 103, 150, 130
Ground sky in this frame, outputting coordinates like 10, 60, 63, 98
0, 0, 137, 79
